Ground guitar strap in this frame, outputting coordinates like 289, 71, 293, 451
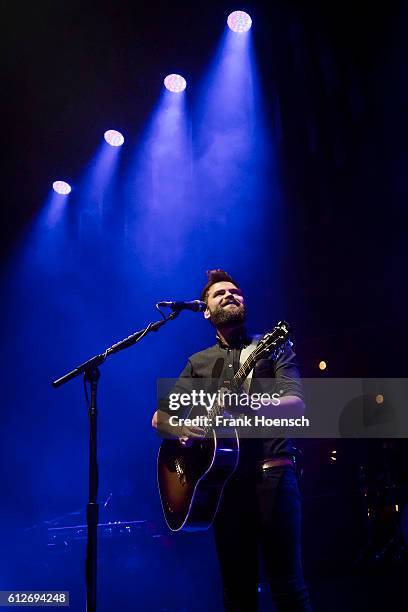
239, 336, 260, 394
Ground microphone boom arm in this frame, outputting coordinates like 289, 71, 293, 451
51, 309, 180, 388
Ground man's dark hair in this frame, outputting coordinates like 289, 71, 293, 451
200, 269, 240, 303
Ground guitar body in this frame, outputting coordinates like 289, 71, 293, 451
157, 430, 239, 531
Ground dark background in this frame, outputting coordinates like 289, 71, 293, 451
1, 1, 407, 610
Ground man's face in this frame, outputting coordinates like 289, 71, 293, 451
204, 281, 246, 328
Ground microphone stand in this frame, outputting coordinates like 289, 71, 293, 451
51, 308, 180, 612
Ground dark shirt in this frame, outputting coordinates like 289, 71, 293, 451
161, 333, 304, 462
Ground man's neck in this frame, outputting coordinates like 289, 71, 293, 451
216, 325, 247, 347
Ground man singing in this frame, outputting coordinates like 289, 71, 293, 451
152, 269, 312, 611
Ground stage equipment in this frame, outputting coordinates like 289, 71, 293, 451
52, 181, 71, 195
227, 11, 252, 33
163, 74, 186, 93
104, 130, 124, 147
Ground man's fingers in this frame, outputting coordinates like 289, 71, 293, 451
180, 425, 206, 439
189, 426, 206, 435
185, 429, 205, 438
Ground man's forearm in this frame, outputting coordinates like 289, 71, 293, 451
152, 409, 205, 442
254, 395, 305, 419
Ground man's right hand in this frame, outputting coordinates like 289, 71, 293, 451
152, 410, 205, 443
179, 423, 206, 446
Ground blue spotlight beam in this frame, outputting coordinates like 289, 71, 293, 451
79, 139, 123, 210
193, 23, 276, 242
125, 85, 192, 272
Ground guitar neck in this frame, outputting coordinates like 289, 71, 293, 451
233, 350, 258, 389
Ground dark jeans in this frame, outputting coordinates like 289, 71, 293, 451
213, 464, 312, 612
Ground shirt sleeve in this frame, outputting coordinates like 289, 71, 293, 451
157, 359, 196, 416
273, 341, 304, 400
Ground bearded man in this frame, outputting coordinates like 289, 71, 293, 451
152, 269, 312, 612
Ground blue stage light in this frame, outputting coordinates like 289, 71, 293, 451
52, 180, 71, 195
104, 130, 125, 147
164, 74, 187, 93
227, 11, 252, 33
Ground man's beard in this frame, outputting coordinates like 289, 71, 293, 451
209, 303, 246, 328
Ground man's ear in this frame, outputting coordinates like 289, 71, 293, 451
204, 308, 210, 320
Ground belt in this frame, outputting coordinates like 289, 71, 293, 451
260, 457, 294, 470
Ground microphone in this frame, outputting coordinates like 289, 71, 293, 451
157, 300, 206, 312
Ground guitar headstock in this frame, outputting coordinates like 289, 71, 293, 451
255, 320, 292, 361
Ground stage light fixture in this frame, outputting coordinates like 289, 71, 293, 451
227, 10, 252, 33
52, 180, 71, 195
318, 360, 327, 371
104, 130, 125, 147
164, 74, 187, 93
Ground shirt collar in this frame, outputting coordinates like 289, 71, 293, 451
216, 329, 252, 350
